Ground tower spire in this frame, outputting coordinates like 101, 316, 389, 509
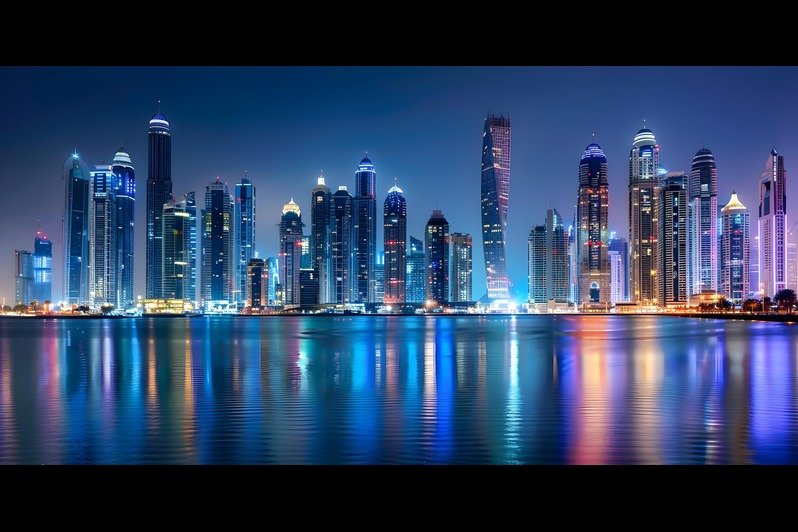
157, 99, 161, 114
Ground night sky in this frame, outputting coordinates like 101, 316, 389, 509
1, 66, 797, 303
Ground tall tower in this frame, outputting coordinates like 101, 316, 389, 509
720, 191, 750, 301
201, 178, 233, 302
406, 236, 426, 303
247, 258, 268, 309
628, 127, 660, 305
14, 250, 33, 305
279, 198, 304, 306
577, 143, 610, 306
112, 147, 135, 307
163, 192, 197, 302
63, 152, 89, 305
331, 187, 353, 304
450, 233, 473, 302
89, 163, 117, 306
658, 172, 688, 306
311, 174, 332, 304
383, 182, 407, 304
234, 176, 256, 305
527, 209, 568, 304
608, 235, 629, 302
759, 147, 787, 298
425, 209, 449, 305
353, 155, 376, 303
32, 225, 52, 303
146, 104, 172, 299
480, 114, 511, 300
688, 148, 719, 295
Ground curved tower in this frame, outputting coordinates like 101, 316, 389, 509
63, 151, 89, 305
628, 127, 660, 305
112, 147, 135, 307
759, 147, 787, 298
383, 182, 407, 304
577, 143, 610, 306
480, 114, 511, 300
353, 156, 377, 303
688, 148, 718, 296
146, 105, 172, 299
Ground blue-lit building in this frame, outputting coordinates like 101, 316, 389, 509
279, 199, 304, 306
90, 163, 117, 306
202, 177, 234, 302
234, 176, 255, 305
163, 192, 197, 302
383, 183, 407, 304
406, 236, 425, 303
374, 251, 385, 303
353, 156, 377, 303
14, 249, 33, 305
112, 147, 135, 307
63, 152, 90, 305
480, 114, 511, 300
721, 192, 750, 301
266, 256, 279, 306
332, 187, 354, 304
425, 209, 449, 305
311, 175, 332, 304
450, 233, 472, 302
33, 226, 52, 303
146, 106, 172, 299
247, 258, 268, 309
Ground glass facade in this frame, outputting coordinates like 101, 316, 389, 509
331, 188, 353, 304
202, 178, 233, 302
146, 110, 172, 299
758, 148, 787, 298
63, 155, 89, 304
721, 192, 750, 301
628, 128, 660, 304
425, 210, 449, 304
406, 236, 425, 304
353, 157, 376, 303
33, 229, 52, 303
234, 177, 256, 305
450, 233, 472, 303
162, 192, 197, 302
311, 176, 332, 304
578, 143, 610, 305
90, 164, 116, 306
279, 199, 304, 306
246, 258, 268, 308
480, 115, 511, 300
112, 148, 135, 307
383, 184, 407, 304
14, 250, 33, 304
658, 173, 688, 305
528, 209, 568, 304
688, 148, 719, 296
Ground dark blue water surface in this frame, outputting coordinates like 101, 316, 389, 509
1, 315, 797, 464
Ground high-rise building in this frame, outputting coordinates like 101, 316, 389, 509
89, 164, 117, 306
609, 251, 624, 305
374, 253, 384, 304
750, 234, 760, 298
353, 156, 376, 303
567, 223, 577, 304
720, 191, 750, 302
301, 236, 311, 269
14, 250, 33, 305
450, 233, 472, 302
300, 268, 319, 307
406, 236, 425, 304
234, 176, 255, 305
32, 226, 52, 303
146, 106, 172, 299
111, 147, 135, 307
628, 127, 660, 305
162, 192, 197, 302
577, 143, 610, 306
311, 175, 332, 304
279, 198, 304, 306
787, 224, 798, 294
201, 178, 233, 302
480, 114, 511, 300
63, 152, 89, 305
608, 235, 629, 302
527, 209, 568, 304
383, 183, 407, 304
331, 187, 353, 304
266, 256, 279, 306
658, 172, 688, 306
425, 209, 449, 305
758, 148, 787, 298
246, 258, 268, 309
688, 148, 719, 296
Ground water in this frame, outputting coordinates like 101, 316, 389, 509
0, 314, 797, 464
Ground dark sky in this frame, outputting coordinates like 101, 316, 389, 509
1, 66, 797, 303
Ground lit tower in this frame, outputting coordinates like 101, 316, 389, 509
383, 181, 407, 304
353, 155, 376, 303
111, 147, 135, 307
688, 148, 719, 296
146, 103, 172, 298
759, 147, 787, 298
480, 114, 511, 300
63, 151, 89, 305
577, 143, 610, 306
279, 198, 304, 306
311, 173, 332, 304
628, 126, 660, 305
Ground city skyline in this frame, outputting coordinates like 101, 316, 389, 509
2, 67, 798, 303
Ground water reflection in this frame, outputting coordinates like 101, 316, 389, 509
1, 315, 798, 464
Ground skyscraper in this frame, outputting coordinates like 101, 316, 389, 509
162, 192, 197, 302
480, 114, 511, 300
63, 152, 89, 305
32, 226, 52, 303
688, 148, 719, 296
759, 148, 787, 298
246, 258, 268, 309
383, 183, 407, 304
301, 236, 311, 269
527, 209, 568, 304
577, 143, 610, 306
425, 209, 449, 305
406, 236, 425, 304
89, 164, 117, 306
608, 235, 629, 302
300, 268, 319, 307
279, 198, 304, 306
353, 156, 376, 303
266, 256, 279, 306
750, 234, 760, 298
720, 191, 750, 301
787, 224, 798, 294
311, 174, 332, 304
609, 251, 624, 305
14, 250, 33, 305
111, 147, 135, 307
628, 127, 660, 305
201, 178, 233, 302
234, 176, 256, 305
450, 233, 473, 302
567, 223, 577, 303
146, 105, 172, 299
331, 187, 353, 304
658, 172, 688, 306
373, 253, 384, 304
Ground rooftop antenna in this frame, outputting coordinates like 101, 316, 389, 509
244, 170, 248, 180
157, 99, 161, 114
643, 117, 647, 129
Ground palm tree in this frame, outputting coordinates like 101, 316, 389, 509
774, 289, 797, 314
